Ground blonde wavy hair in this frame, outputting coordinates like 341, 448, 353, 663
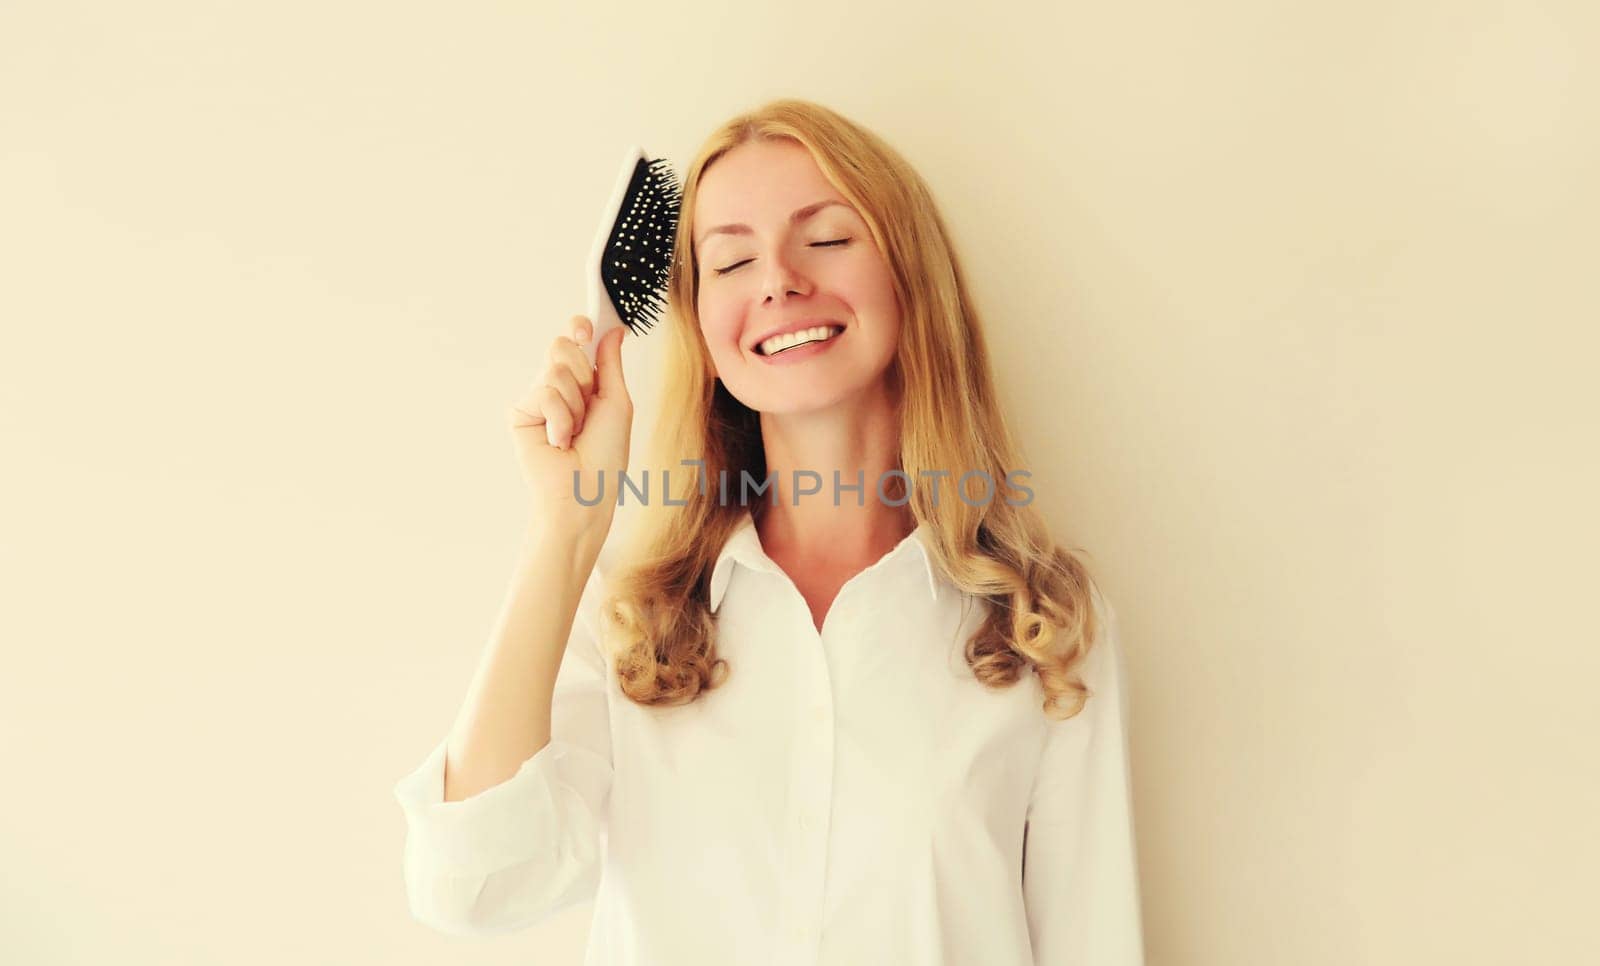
599, 98, 1104, 721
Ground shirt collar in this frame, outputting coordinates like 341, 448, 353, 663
708, 509, 942, 614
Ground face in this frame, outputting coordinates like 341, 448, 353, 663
693, 138, 902, 415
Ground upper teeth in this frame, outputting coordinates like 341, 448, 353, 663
759, 325, 842, 356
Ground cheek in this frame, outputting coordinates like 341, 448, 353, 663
697, 293, 741, 354
842, 256, 901, 335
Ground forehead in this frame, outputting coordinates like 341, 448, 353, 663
692, 139, 848, 232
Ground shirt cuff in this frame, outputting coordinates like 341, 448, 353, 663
391, 734, 609, 881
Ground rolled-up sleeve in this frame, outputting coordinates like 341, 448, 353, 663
391, 566, 614, 936
1022, 588, 1146, 964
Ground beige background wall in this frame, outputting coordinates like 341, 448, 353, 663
3, 2, 1595, 963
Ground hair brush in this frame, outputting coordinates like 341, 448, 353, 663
580, 146, 683, 367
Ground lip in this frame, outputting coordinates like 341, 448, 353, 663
747, 318, 845, 355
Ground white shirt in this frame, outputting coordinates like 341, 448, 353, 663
392, 510, 1145, 964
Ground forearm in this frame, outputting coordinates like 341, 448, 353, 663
442, 517, 603, 802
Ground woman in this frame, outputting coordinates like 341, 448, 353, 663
393, 99, 1145, 965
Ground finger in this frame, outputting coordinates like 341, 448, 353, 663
510, 383, 549, 429
594, 326, 630, 404
509, 402, 546, 429
542, 363, 586, 435
548, 335, 596, 397
537, 385, 575, 449
540, 360, 583, 415
571, 315, 593, 346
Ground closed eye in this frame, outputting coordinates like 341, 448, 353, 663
712, 238, 852, 277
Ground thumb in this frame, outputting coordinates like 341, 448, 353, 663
594, 325, 630, 404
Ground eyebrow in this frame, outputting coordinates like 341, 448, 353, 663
696, 199, 853, 247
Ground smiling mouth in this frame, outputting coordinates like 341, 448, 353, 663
755, 325, 845, 356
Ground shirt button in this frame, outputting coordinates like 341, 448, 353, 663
811, 703, 827, 722
798, 813, 811, 831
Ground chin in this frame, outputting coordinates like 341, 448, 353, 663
753, 378, 892, 417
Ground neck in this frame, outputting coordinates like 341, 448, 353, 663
752, 381, 913, 565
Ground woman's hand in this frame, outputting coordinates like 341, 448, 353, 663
509, 315, 633, 544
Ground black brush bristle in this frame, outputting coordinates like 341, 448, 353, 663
601, 157, 682, 336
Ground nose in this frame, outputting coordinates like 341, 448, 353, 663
760, 248, 811, 303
